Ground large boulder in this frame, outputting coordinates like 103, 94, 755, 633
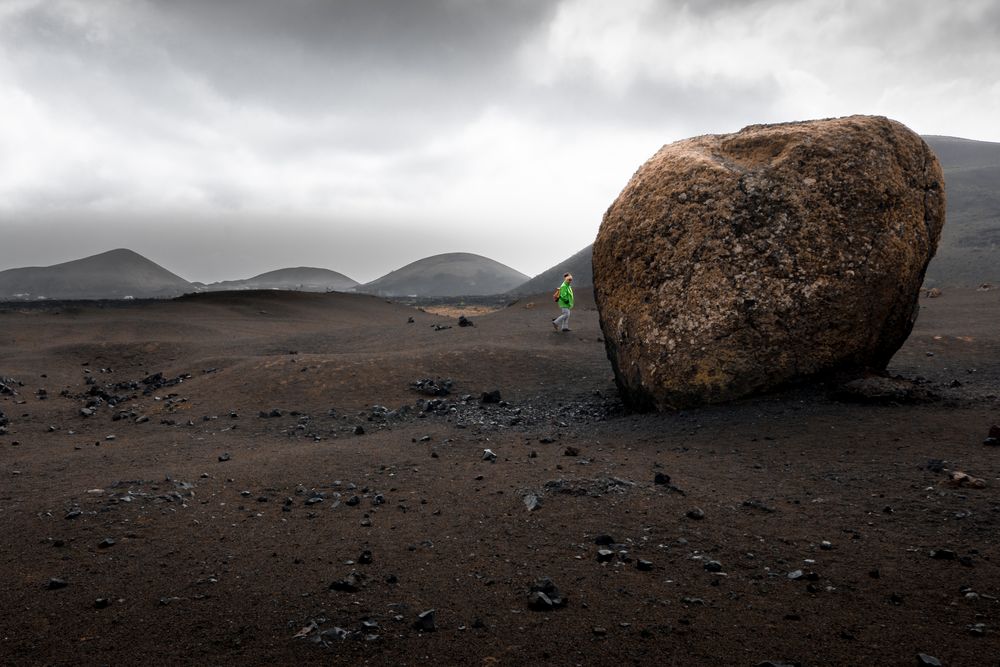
593, 115, 945, 410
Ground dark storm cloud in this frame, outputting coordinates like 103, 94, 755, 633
144, 0, 557, 120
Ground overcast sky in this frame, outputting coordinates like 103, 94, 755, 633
1, 0, 998, 282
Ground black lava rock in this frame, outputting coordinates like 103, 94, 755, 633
703, 560, 723, 573
637, 559, 654, 571
329, 571, 365, 593
46, 578, 68, 590
411, 378, 453, 396
218, 452, 231, 462
480, 390, 502, 404
528, 577, 566, 610
686, 507, 706, 520
653, 472, 670, 485
916, 654, 942, 667
594, 534, 615, 546
97, 538, 116, 549
413, 609, 436, 632
353, 425, 365, 435
458, 316, 474, 327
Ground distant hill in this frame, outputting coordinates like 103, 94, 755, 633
0, 248, 194, 301
922, 135, 1000, 287
359, 252, 529, 297
202, 267, 358, 293
509, 244, 593, 295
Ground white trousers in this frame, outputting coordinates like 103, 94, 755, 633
553, 307, 571, 330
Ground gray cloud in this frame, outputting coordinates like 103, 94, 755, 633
1, 0, 998, 281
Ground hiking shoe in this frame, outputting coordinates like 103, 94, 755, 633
551, 319, 559, 330
561, 328, 572, 332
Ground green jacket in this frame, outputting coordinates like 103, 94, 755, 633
558, 281, 574, 309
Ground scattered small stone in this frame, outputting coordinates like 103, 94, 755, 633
929, 549, 957, 560
64, 509, 82, 520
329, 571, 366, 593
653, 472, 670, 485
480, 390, 502, 404
703, 560, 723, 573
563, 446, 579, 457
594, 534, 615, 545
354, 425, 365, 435
482, 449, 497, 462
527, 577, 567, 611
592, 626, 607, 636
686, 507, 705, 520
820, 541, 833, 550
358, 550, 373, 565
967, 622, 986, 637
637, 559, 654, 571
411, 378, 453, 396
916, 654, 942, 667
46, 578, 68, 590
943, 471, 986, 489
596, 549, 615, 563
742, 499, 776, 513
94, 598, 110, 609
97, 538, 116, 549
413, 609, 436, 632
458, 315, 474, 327
523, 494, 542, 511
787, 570, 804, 580
218, 452, 231, 462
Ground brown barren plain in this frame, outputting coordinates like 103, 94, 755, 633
1, 288, 999, 666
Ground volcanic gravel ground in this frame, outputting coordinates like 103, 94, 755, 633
1, 288, 998, 666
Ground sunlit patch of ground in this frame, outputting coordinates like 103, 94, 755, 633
419, 304, 504, 317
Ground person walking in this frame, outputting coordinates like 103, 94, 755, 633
552, 273, 574, 332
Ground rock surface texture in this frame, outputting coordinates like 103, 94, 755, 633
593, 115, 945, 410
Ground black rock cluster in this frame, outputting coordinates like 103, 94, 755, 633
411, 378, 453, 396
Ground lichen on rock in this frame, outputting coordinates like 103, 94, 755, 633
593, 115, 945, 410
